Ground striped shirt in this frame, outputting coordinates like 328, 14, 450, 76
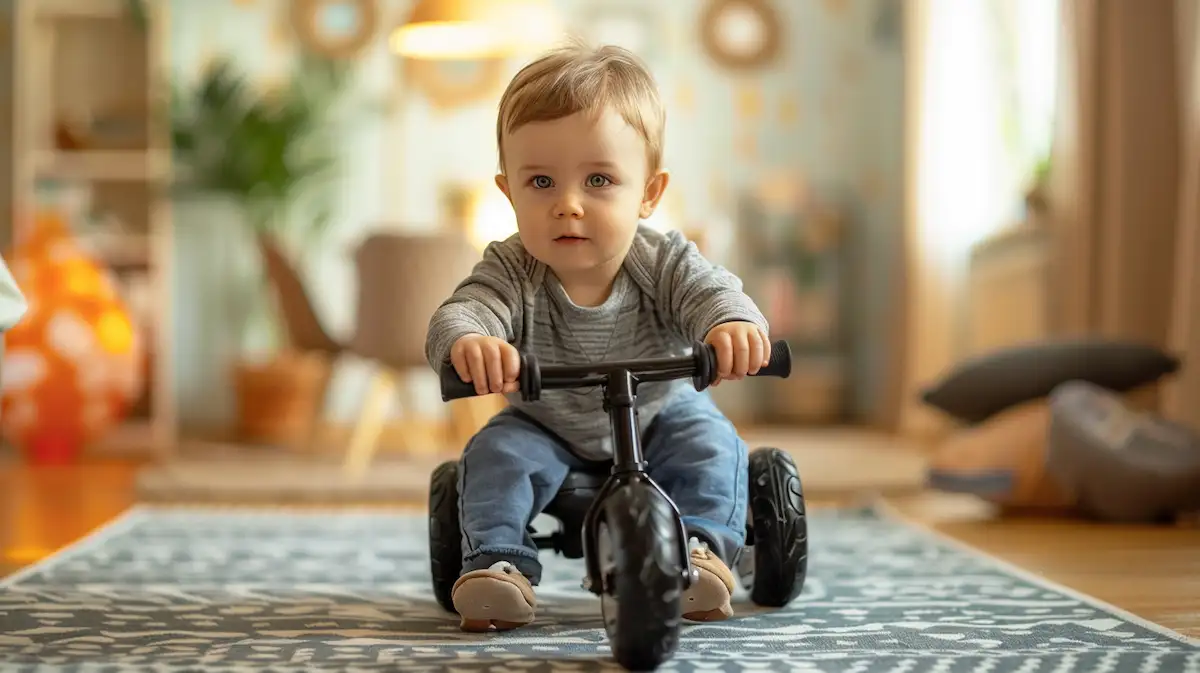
425, 225, 769, 461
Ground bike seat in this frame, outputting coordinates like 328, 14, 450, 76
542, 466, 608, 560
561, 466, 609, 492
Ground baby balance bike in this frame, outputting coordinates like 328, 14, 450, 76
429, 340, 808, 671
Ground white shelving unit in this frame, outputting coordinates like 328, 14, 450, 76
8, 0, 175, 456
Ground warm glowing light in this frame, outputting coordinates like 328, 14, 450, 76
467, 187, 519, 252
389, 23, 507, 60
389, 0, 563, 60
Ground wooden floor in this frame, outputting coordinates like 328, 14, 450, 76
1, 456, 1197, 639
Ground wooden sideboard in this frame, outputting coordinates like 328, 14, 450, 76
965, 222, 1051, 356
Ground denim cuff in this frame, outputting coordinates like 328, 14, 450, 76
463, 548, 543, 585
682, 516, 743, 568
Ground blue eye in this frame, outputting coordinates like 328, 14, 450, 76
587, 174, 612, 188
532, 175, 553, 189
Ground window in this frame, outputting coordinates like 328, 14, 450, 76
915, 0, 1059, 267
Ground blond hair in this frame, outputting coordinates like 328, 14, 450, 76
495, 38, 665, 174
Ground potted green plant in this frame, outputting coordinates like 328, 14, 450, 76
1024, 153, 1051, 219
168, 52, 355, 443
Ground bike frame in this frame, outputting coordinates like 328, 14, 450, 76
440, 339, 789, 596
529, 352, 703, 596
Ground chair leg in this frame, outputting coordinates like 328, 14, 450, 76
388, 371, 421, 456
448, 395, 507, 449
304, 355, 338, 454
343, 368, 396, 476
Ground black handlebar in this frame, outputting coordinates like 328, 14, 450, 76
439, 340, 792, 402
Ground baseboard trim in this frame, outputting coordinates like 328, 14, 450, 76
86, 419, 455, 460
87, 414, 895, 460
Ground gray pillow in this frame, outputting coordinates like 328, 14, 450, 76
920, 338, 1181, 424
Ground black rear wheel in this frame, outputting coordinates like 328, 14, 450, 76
742, 447, 808, 607
428, 460, 463, 614
597, 480, 685, 671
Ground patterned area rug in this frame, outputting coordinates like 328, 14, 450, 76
0, 506, 1196, 672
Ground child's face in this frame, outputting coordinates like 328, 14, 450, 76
495, 106, 668, 282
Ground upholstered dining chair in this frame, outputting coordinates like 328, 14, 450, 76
261, 229, 507, 476
340, 230, 506, 476
258, 234, 345, 447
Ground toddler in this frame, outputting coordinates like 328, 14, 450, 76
425, 39, 772, 632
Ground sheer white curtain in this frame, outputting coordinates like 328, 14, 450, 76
899, 0, 1059, 436
917, 0, 1010, 266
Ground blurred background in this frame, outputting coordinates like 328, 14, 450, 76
0, 0, 1196, 520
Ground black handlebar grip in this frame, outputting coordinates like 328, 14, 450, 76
439, 364, 482, 401
753, 340, 792, 379
693, 339, 792, 391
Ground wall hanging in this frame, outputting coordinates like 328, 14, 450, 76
402, 57, 507, 112
699, 0, 782, 71
291, 0, 379, 59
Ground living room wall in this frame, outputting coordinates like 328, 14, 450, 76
168, 0, 904, 428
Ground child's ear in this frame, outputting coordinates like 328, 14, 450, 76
639, 170, 670, 219
495, 174, 512, 203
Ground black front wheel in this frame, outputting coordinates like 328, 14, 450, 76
428, 460, 463, 614
596, 480, 685, 671
741, 446, 808, 607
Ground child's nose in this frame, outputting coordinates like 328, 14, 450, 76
553, 193, 584, 219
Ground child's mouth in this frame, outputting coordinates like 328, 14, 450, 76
554, 235, 588, 244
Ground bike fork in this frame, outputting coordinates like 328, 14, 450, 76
580, 370, 698, 595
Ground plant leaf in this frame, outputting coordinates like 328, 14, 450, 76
169, 50, 375, 252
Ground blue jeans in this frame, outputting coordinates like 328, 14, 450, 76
456, 391, 749, 585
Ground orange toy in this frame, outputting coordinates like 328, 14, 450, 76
1, 209, 144, 463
